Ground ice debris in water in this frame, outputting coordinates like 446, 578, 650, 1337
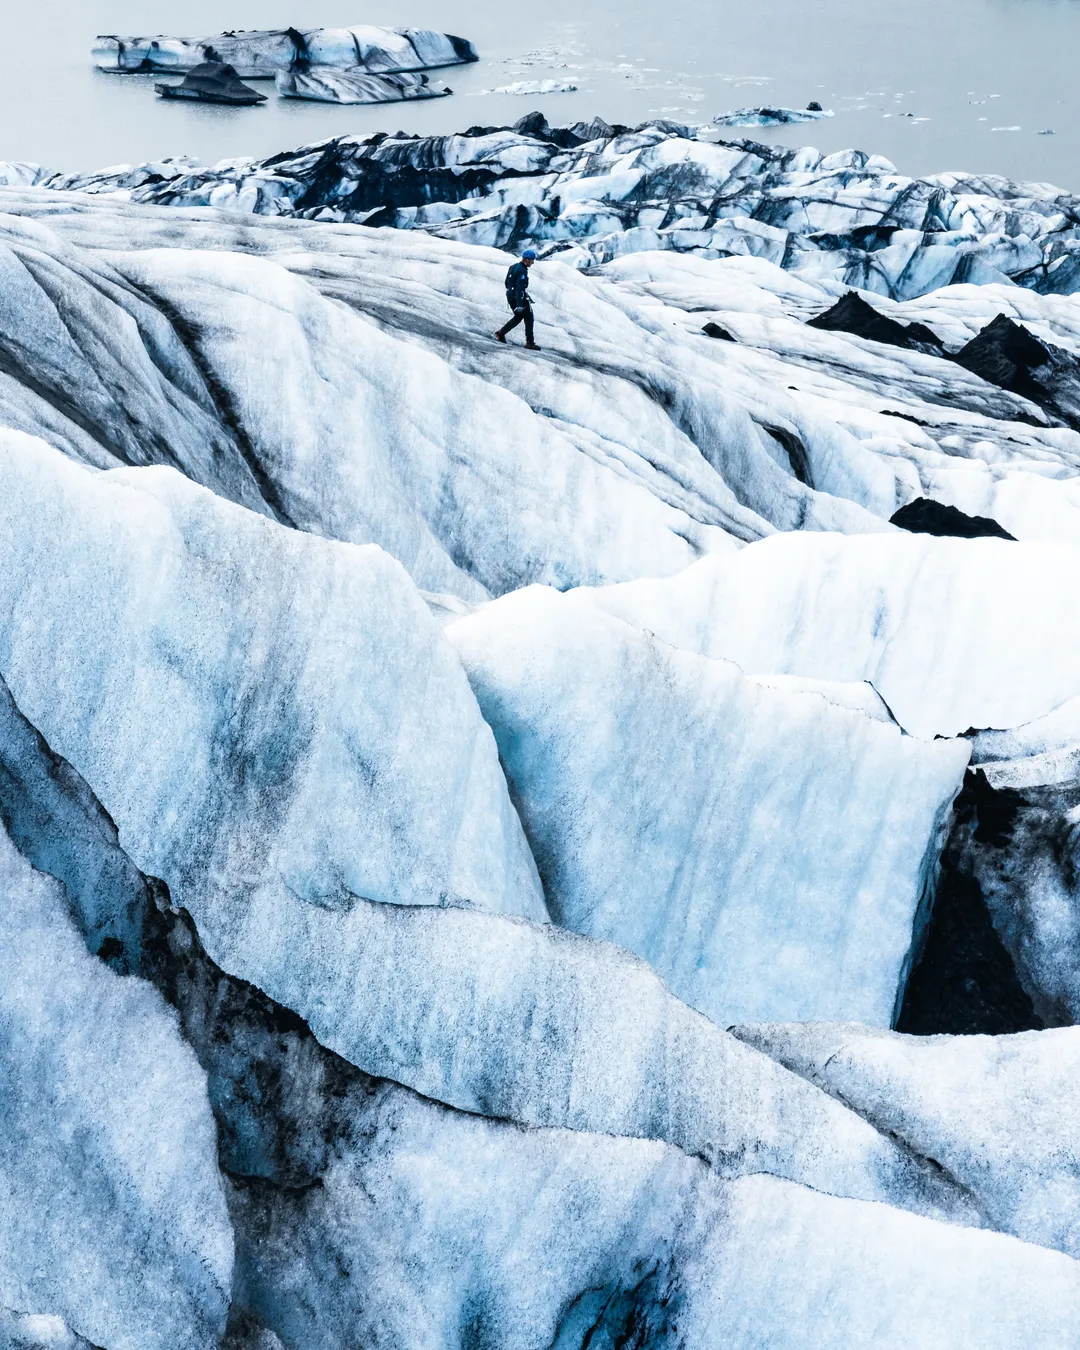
475, 78, 580, 95
713, 103, 834, 125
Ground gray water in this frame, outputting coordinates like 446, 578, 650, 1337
5, 0, 1080, 189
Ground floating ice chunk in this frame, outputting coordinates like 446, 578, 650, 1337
475, 79, 580, 95
155, 60, 266, 105
92, 26, 478, 77
0, 824, 231, 1350
275, 68, 451, 103
449, 584, 969, 1026
714, 104, 834, 126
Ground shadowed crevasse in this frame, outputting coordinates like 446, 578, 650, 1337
897, 770, 1043, 1036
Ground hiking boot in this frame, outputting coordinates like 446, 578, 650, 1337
494, 330, 507, 343
525, 343, 542, 351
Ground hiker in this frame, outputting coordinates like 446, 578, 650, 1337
495, 249, 541, 350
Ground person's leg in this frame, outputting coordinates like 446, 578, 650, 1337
523, 302, 536, 346
496, 308, 525, 339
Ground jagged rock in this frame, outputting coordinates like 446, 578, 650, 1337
275, 68, 449, 104
897, 769, 1041, 1034
733, 1021, 1080, 1257
807, 290, 945, 354
891, 498, 1017, 540
155, 61, 267, 105
93, 27, 477, 77
953, 312, 1080, 428
448, 583, 969, 1026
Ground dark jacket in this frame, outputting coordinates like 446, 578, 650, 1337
505, 261, 531, 310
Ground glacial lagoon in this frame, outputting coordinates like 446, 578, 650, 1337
5, 0, 1080, 187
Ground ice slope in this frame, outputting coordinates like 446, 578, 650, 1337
0, 825, 231, 1350
0, 438, 979, 1222
6, 190, 1080, 554
582, 530, 1080, 739
449, 584, 969, 1026
734, 1022, 1080, 1259
1, 667, 1076, 1349
29, 116, 1080, 299
0, 429, 545, 930
230, 1103, 1080, 1350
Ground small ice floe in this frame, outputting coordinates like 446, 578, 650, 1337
276, 68, 450, 103
992, 125, 1022, 132
155, 62, 267, 105
1038, 128, 1056, 135
473, 79, 578, 96
713, 102, 832, 127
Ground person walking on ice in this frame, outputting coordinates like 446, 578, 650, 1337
495, 249, 541, 350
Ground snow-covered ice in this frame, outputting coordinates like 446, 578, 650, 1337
275, 69, 451, 104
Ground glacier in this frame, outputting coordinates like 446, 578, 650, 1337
4, 109, 1080, 1345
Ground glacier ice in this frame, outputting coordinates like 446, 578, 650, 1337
581, 530, 1080, 739
735, 1021, 1080, 1257
0, 430, 545, 934
448, 583, 969, 1025
25, 114, 1080, 299
1, 657, 1076, 1347
0, 823, 231, 1350
4, 112, 1080, 1343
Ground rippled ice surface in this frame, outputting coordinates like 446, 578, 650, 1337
4, 0, 1080, 187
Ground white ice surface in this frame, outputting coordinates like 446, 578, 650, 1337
734, 1022, 1080, 1259
449, 584, 968, 1026
582, 530, 1080, 738
229, 1081, 1080, 1350
0, 826, 231, 1350
0, 430, 545, 930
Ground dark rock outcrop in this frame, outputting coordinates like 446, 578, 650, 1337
897, 770, 1043, 1036
156, 62, 267, 106
807, 291, 945, 355
890, 499, 1016, 541
953, 312, 1080, 429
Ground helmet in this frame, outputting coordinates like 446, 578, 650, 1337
522, 249, 538, 260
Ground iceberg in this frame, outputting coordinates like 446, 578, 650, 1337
713, 104, 835, 126
92, 27, 478, 77
155, 62, 267, 106
275, 68, 450, 104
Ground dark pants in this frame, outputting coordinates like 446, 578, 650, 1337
499, 300, 534, 344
